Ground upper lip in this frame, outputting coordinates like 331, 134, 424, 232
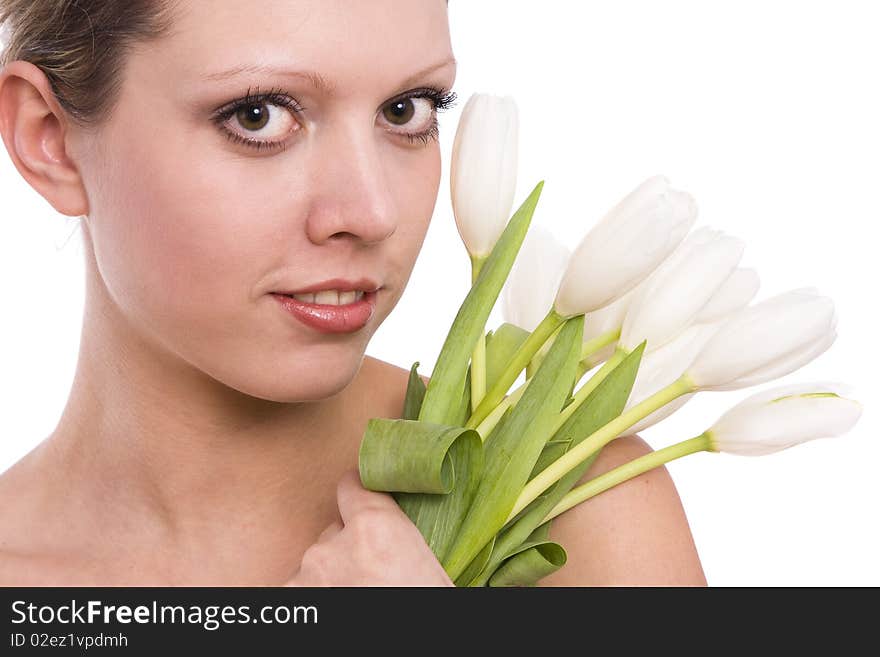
274, 277, 382, 295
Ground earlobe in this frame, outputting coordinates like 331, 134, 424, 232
0, 60, 89, 217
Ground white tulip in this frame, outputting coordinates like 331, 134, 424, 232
694, 267, 760, 324
501, 225, 570, 332
622, 322, 721, 434
583, 287, 636, 342
553, 175, 698, 317
619, 227, 745, 352
707, 382, 862, 456
450, 93, 519, 258
687, 288, 837, 391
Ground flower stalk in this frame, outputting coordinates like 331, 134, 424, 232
469, 253, 488, 412
507, 372, 696, 522
465, 308, 568, 430
541, 432, 711, 523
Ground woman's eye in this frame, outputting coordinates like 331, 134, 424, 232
381, 96, 436, 136
221, 100, 300, 145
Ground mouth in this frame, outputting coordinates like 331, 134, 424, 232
272, 289, 376, 306
271, 289, 380, 333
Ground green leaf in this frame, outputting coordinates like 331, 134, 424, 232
530, 437, 573, 478
393, 434, 483, 561
469, 342, 645, 587
359, 418, 481, 494
402, 361, 427, 421
450, 365, 473, 429
418, 180, 545, 426
453, 536, 495, 587
441, 314, 585, 581
487, 524, 566, 587
485, 322, 530, 394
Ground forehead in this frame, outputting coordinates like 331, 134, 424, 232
154, 0, 454, 92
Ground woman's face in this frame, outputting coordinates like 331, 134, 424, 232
76, 0, 456, 402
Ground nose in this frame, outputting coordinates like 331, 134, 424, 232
305, 116, 398, 246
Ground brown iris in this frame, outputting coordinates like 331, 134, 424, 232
383, 99, 415, 126
236, 103, 270, 131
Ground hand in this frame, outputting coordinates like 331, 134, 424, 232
285, 469, 454, 587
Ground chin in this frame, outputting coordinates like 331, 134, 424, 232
229, 351, 365, 404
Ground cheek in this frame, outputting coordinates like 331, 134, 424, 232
88, 125, 276, 356
384, 146, 441, 292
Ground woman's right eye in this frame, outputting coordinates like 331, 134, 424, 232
211, 87, 306, 152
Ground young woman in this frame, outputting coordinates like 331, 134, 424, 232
0, 0, 706, 586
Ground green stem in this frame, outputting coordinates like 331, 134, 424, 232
530, 327, 620, 382
525, 339, 553, 380
474, 376, 531, 441
506, 372, 696, 522
580, 327, 621, 362
546, 346, 628, 441
574, 360, 591, 382
469, 254, 488, 413
486, 343, 627, 445
465, 308, 568, 430
540, 432, 711, 524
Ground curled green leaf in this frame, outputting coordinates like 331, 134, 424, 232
359, 418, 481, 494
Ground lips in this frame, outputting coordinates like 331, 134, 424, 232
274, 277, 381, 296
272, 289, 378, 333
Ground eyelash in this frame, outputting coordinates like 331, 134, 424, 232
211, 84, 459, 152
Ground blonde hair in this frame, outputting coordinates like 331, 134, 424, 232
0, 0, 179, 130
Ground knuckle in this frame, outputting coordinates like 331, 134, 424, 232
299, 545, 335, 575
349, 507, 396, 538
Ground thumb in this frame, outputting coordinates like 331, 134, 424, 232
335, 468, 400, 525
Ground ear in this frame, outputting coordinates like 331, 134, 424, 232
0, 60, 90, 217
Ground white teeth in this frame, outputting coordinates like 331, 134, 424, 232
289, 289, 366, 305
314, 290, 339, 305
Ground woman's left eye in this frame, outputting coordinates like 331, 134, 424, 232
380, 87, 458, 145
381, 96, 436, 137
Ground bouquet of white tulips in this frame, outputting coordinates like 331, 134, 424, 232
357, 93, 863, 586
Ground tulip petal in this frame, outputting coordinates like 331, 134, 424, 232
695, 268, 760, 324
501, 224, 570, 332
451, 94, 520, 257
688, 289, 836, 390
620, 227, 745, 351
709, 387, 863, 456
553, 175, 698, 316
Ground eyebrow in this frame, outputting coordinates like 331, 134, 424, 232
202, 57, 457, 96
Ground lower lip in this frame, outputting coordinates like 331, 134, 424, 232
271, 290, 378, 334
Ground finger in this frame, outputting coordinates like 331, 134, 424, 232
316, 519, 343, 543
335, 468, 399, 525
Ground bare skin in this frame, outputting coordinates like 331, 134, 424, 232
0, 0, 705, 586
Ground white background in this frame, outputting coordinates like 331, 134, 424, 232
2, 1, 877, 585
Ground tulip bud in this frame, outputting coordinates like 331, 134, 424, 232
553, 175, 698, 318
583, 287, 635, 342
501, 225, 570, 332
707, 382, 862, 456
687, 288, 837, 391
622, 322, 721, 434
694, 267, 760, 324
450, 93, 519, 258
619, 227, 745, 352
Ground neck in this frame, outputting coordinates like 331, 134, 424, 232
38, 250, 373, 583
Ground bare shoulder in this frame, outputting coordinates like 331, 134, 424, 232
0, 450, 62, 585
537, 434, 707, 586
360, 355, 431, 419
